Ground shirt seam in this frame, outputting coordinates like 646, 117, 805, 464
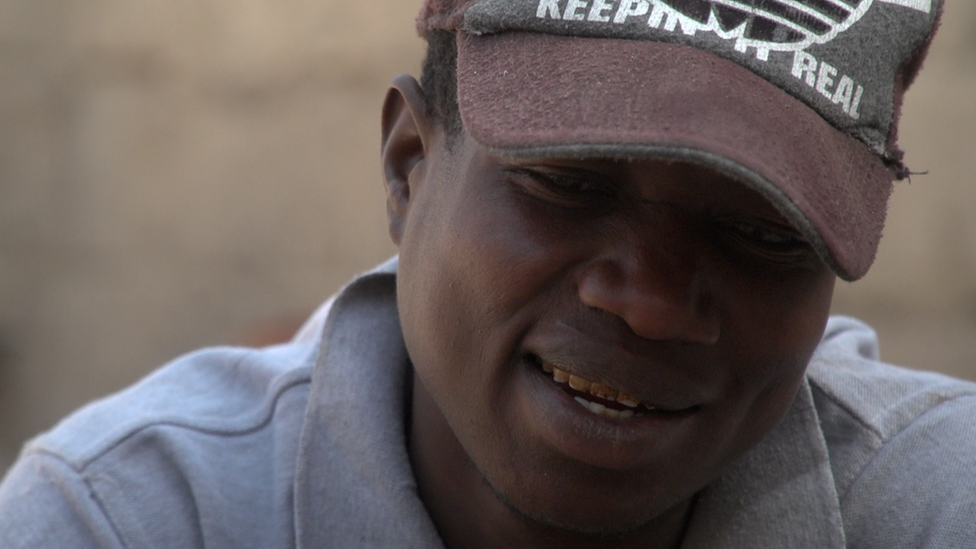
810, 377, 976, 502
31, 362, 313, 472
24, 451, 132, 549
837, 394, 974, 506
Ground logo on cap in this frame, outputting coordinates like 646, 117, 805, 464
539, 0, 931, 60
641, 0, 930, 60
527, 0, 937, 133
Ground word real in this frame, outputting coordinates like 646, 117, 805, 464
791, 51, 864, 120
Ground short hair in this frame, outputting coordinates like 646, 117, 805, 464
420, 30, 464, 145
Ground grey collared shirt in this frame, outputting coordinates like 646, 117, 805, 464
2, 259, 975, 548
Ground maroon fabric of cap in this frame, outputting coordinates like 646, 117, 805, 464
456, 31, 894, 280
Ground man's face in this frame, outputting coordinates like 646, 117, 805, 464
394, 130, 835, 533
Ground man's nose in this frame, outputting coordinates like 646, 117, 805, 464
575, 234, 720, 345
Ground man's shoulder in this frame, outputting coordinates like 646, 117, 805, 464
809, 316, 976, 444
0, 341, 316, 549
29, 341, 316, 469
809, 316, 976, 548
0, 260, 409, 549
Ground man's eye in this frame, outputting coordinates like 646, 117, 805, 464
719, 219, 812, 259
506, 168, 616, 206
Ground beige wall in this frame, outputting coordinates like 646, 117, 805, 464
1, 1, 974, 471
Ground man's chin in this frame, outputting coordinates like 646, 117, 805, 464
483, 471, 687, 539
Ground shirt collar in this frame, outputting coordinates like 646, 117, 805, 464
294, 259, 444, 549
680, 377, 846, 548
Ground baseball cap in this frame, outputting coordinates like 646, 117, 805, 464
416, 0, 943, 280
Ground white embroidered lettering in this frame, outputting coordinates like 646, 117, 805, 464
563, 0, 588, 20
792, 51, 866, 121
648, 2, 666, 27
878, 0, 931, 13
676, 16, 697, 36
662, 9, 679, 32
537, 0, 562, 19
831, 76, 856, 115
613, 0, 649, 23
816, 62, 838, 99
849, 85, 864, 120
791, 51, 818, 87
587, 0, 615, 22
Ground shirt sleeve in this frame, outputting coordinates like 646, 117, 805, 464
840, 394, 976, 549
0, 451, 126, 549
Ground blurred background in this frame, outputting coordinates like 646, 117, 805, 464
1, 0, 974, 472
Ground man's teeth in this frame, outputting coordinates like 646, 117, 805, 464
574, 397, 635, 419
541, 361, 652, 418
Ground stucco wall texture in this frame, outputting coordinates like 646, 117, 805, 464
1, 0, 974, 471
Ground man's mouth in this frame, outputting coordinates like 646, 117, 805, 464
530, 355, 657, 420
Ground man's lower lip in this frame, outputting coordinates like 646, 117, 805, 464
519, 359, 698, 470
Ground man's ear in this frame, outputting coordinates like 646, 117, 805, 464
381, 74, 433, 246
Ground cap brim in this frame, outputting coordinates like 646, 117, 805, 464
454, 31, 894, 281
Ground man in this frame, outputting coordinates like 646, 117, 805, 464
2, 0, 973, 547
